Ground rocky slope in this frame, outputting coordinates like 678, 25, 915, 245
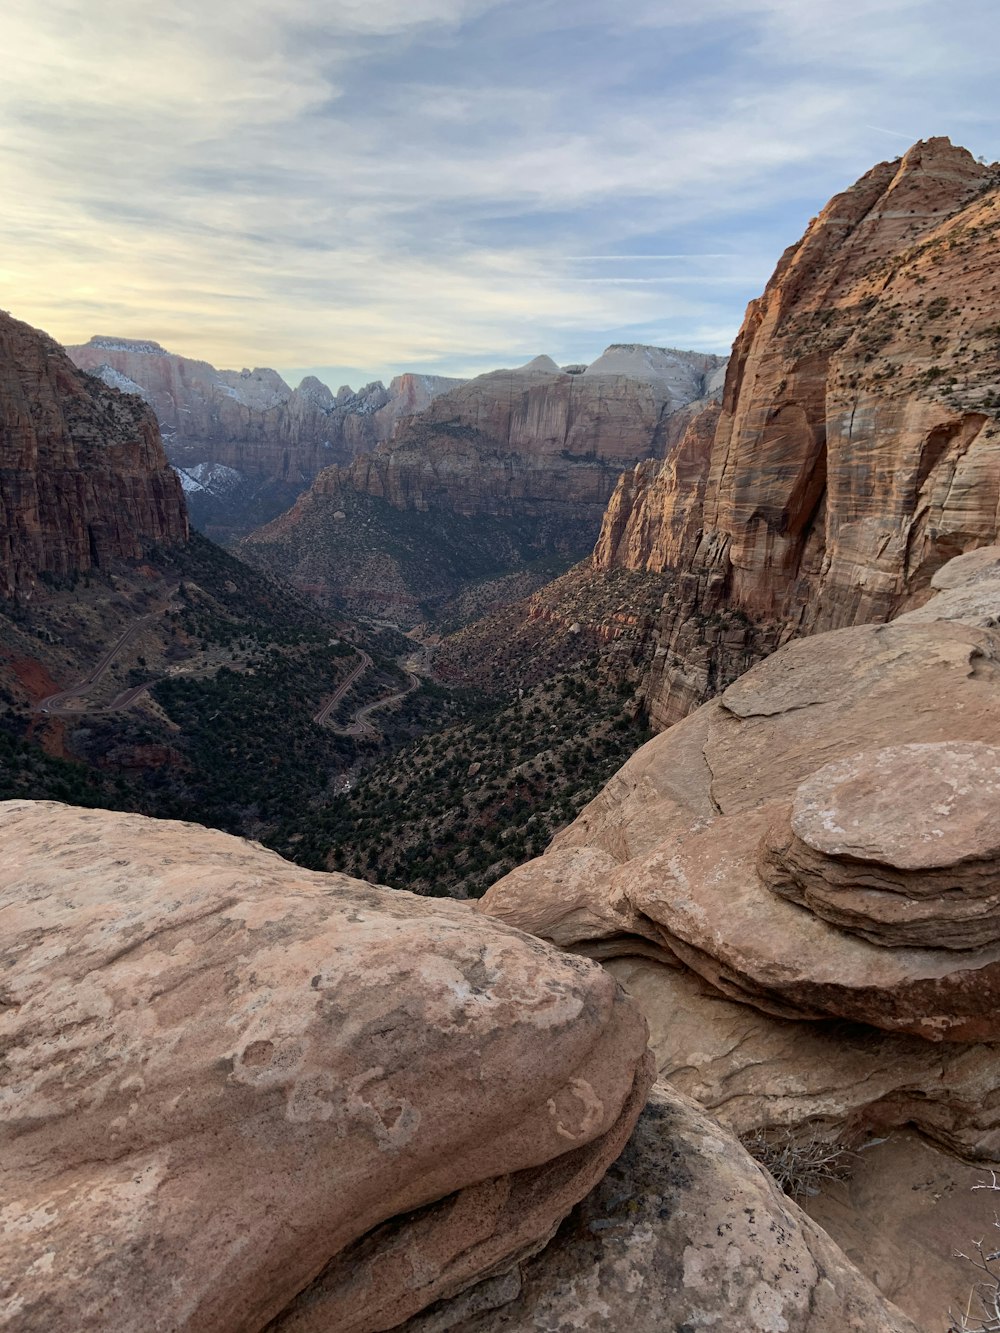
0, 312, 187, 598
480, 545, 1000, 1329
67, 336, 462, 539
1, 799, 917, 1333
594, 137, 1000, 726
240, 347, 725, 624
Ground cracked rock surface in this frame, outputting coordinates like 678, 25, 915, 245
394, 1083, 918, 1333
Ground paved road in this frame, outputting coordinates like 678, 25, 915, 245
314, 644, 427, 737
35, 615, 157, 715
312, 650, 373, 726
338, 668, 422, 738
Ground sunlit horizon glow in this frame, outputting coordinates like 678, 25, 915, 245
3, 0, 998, 391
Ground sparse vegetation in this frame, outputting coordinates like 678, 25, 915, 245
950, 1173, 1000, 1333
740, 1127, 858, 1199
276, 658, 651, 898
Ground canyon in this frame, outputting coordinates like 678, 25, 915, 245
239, 346, 724, 623
67, 335, 463, 539
6, 136, 1000, 1331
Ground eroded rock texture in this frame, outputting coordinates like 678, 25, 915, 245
68, 337, 462, 480
327, 347, 724, 521
594, 138, 1000, 727
395, 1083, 918, 1333
66, 337, 463, 539
0, 801, 652, 1332
480, 547, 1000, 1326
0, 313, 187, 597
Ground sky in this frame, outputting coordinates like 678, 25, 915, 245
2, 0, 999, 392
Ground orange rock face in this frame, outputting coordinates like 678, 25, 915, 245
478, 548, 1000, 1325
333, 351, 721, 522
0, 313, 187, 597
594, 138, 1000, 727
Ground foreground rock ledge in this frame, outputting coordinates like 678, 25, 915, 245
0, 800, 652, 1332
395, 1083, 919, 1333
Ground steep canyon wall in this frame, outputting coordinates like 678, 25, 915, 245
0, 314, 187, 597
594, 138, 1000, 726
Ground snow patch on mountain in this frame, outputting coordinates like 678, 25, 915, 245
175, 463, 245, 496
90, 363, 151, 401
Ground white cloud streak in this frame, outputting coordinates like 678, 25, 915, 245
1, 0, 997, 382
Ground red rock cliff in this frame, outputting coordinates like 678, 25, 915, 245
0, 312, 188, 597
594, 138, 1000, 726
317, 349, 725, 522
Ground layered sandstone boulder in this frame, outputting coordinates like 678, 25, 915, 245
0, 800, 652, 1331
396, 1083, 918, 1333
593, 138, 1000, 727
0, 313, 187, 597
480, 547, 1000, 1325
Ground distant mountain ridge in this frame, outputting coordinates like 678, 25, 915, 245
239, 345, 725, 624
66, 335, 464, 540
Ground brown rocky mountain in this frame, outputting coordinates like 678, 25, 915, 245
0, 312, 187, 598
66, 335, 462, 540
592, 136, 1000, 726
480, 545, 1000, 1329
239, 346, 725, 624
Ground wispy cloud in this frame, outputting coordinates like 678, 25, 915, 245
1, 0, 997, 386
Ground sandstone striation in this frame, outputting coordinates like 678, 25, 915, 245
593, 138, 1000, 727
0, 799, 653, 1332
480, 547, 1000, 1324
334, 347, 725, 521
0, 312, 187, 598
68, 338, 463, 478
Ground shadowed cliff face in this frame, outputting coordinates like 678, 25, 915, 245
0, 313, 188, 597
594, 137, 1000, 727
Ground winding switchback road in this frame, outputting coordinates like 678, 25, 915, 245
35, 615, 157, 716
313, 644, 428, 737
312, 650, 373, 726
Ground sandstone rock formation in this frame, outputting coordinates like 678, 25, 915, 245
68, 338, 463, 478
480, 546, 1000, 1326
594, 138, 1000, 727
0, 313, 187, 598
240, 347, 724, 622
67, 337, 463, 539
334, 346, 725, 521
0, 799, 653, 1332
396, 1083, 918, 1333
